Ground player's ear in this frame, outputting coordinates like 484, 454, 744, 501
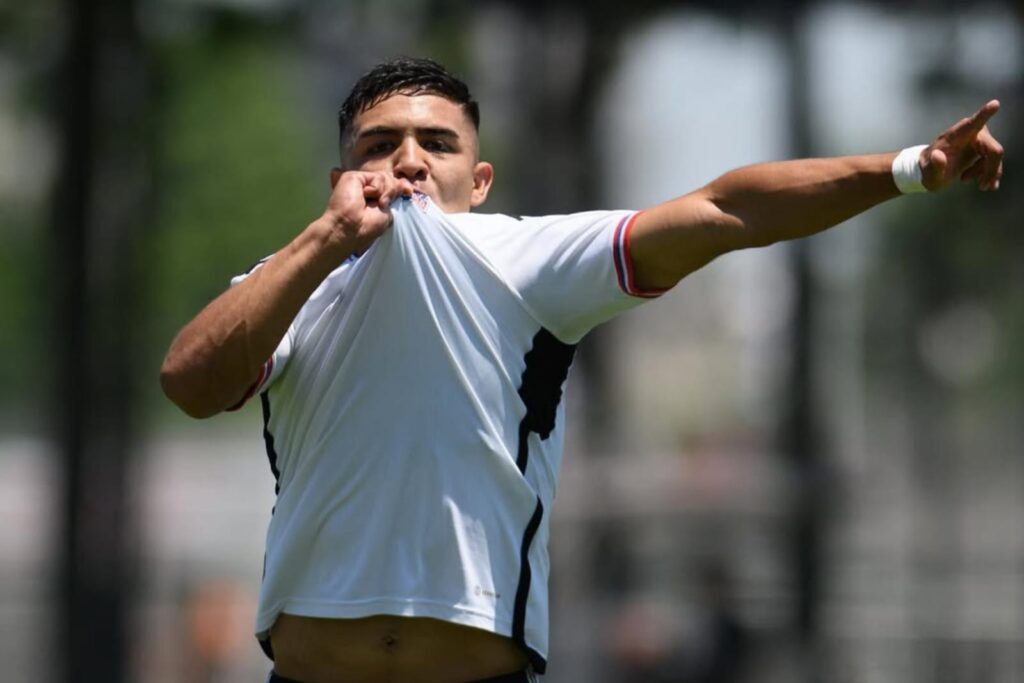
470, 161, 494, 208
330, 167, 343, 189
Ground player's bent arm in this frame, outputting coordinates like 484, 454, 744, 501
159, 218, 352, 418
161, 170, 411, 418
630, 153, 900, 290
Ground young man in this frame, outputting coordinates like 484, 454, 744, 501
160, 58, 1004, 682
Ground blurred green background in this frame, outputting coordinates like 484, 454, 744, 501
1, 0, 1022, 681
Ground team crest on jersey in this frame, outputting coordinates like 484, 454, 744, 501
411, 191, 429, 211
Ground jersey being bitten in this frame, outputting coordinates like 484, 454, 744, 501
233, 194, 661, 673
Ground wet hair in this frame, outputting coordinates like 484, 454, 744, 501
337, 57, 480, 148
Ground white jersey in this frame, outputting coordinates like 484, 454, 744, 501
232, 194, 661, 673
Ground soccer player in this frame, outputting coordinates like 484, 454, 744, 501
160, 58, 1004, 682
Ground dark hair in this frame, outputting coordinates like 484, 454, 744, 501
337, 57, 480, 147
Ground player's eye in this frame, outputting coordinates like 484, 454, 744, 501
364, 141, 396, 156
423, 139, 451, 153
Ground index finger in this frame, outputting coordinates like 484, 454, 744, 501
356, 171, 389, 197
955, 99, 1001, 136
378, 175, 414, 204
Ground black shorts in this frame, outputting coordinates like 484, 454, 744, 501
267, 669, 534, 683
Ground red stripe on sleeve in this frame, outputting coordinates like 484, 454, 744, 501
618, 211, 667, 299
225, 357, 274, 412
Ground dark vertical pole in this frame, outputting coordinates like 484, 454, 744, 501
777, 4, 827, 681
567, 7, 627, 456
53, 0, 100, 674
504, 0, 628, 455
52, 0, 146, 679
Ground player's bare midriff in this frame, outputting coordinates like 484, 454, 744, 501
270, 613, 530, 683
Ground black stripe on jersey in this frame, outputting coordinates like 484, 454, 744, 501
515, 329, 576, 473
510, 328, 573, 675
258, 390, 281, 663
512, 497, 547, 674
260, 391, 281, 497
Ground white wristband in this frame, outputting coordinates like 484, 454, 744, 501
892, 144, 929, 194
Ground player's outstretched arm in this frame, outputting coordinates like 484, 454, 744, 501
160, 171, 412, 418
629, 100, 1004, 291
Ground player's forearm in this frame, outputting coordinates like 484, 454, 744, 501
632, 153, 901, 289
705, 153, 901, 247
160, 218, 351, 418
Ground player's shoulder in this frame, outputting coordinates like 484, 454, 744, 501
444, 207, 626, 231
443, 208, 526, 231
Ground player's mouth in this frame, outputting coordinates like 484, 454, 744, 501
408, 183, 435, 201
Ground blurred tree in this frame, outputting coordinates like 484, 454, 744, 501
0, 3, 60, 430
0, 171, 45, 429
144, 8, 323, 419
864, 31, 1022, 680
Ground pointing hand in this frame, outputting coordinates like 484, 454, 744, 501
920, 100, 1004, 192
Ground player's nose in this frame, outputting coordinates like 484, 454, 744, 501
393, 137, 428, 183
